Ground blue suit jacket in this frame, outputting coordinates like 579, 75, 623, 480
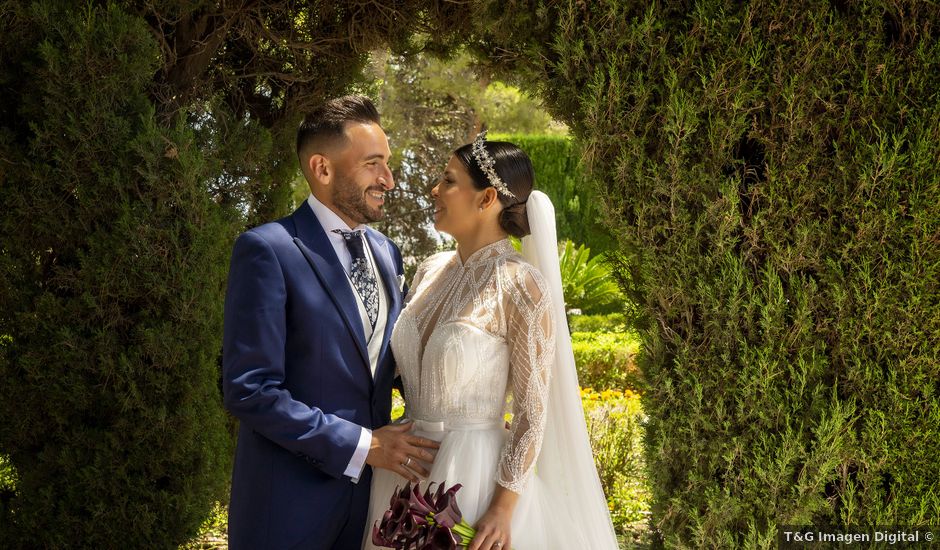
222, 203, 404, 549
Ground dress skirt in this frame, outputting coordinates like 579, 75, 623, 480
362, 418, 589, 549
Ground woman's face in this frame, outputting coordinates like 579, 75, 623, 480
431, 156, 487, 239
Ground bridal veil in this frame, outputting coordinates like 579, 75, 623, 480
521, 190, 620, 549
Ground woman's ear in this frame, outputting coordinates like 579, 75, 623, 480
479, 187, 500, 210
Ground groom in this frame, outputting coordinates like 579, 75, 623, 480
222, 95, 439, 549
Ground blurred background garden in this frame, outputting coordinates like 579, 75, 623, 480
2, 2, 937, 549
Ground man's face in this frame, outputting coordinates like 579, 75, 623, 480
329, 122, 394, 225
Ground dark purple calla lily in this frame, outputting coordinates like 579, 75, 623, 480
431, 484, 463, 528
372, 521, 391, 546
409, 481, 434, 515
401, 510, 432, 539
390, 495, 410, 523
423, 525, 460, 550
423, 483, 437, 506
432, 481, 447, 504
435, 483, 462, 513
381, 509, 403, 543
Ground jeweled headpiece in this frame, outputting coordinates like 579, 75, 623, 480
471, 129, 515, 199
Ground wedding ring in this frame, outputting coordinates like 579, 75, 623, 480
404, 457, 412, 467
493, 543, 502, 548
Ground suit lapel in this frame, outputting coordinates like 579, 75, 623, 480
365, 230, 402, 368
290, 205, 371, 373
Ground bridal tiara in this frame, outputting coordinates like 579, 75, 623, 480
471, 129, 516, 199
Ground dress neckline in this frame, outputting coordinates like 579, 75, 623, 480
455, 239, 516, 268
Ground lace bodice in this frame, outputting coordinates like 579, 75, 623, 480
390, 239, 555, 493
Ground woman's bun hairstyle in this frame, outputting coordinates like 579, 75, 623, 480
498, 202, 530, 238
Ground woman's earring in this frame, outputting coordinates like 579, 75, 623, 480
478, 207, 484, 213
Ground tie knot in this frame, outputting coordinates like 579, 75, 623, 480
332, 228, 367, 260
332, 228, 365, 241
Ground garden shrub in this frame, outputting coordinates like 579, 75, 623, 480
572, 331, 642, 392
583, 389, 651, 543
472, 1, 940, 546
0, 5, 235, 547
569, 313, 627, 334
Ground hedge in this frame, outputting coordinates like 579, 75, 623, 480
471, 1, 940, 546
572, 331, 642, 392
0, 5, 234, 547
569, 313, 628, 334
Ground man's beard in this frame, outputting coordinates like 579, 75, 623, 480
332, 174, 384, 224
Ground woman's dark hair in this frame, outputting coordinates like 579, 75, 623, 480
454, 140, 534, 238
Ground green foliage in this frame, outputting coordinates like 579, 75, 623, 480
569, 313, 627, 334
0, 455, 15, 519
470, 0, 940, 546
0, 4, 236, 547
479, 81, 565, 135
583, 390, 651, 546
368, 51, 477, 279
391, 388, 406, 422
572, 331, 642, 392
1, 2, 466, 547
380, 49, 564, 137
180, 501, 229, 550
559, 240, 624, 314
490, 133, 615, 252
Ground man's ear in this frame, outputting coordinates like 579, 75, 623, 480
307, 153, 332, 185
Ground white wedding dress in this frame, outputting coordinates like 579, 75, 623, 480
363, 193, 618, 550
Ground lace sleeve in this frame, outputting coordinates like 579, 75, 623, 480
406, 252, 449, 306
496, 262, 555, 494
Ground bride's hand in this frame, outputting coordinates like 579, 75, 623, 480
470, 487, 518, 550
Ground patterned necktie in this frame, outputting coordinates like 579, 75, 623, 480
332, 229, 379, 329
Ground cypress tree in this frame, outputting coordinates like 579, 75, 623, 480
0, 1, 464, 546
0, 4, 233, 547
470, 0, 940, 545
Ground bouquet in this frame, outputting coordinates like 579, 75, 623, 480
371, 481, 477, 550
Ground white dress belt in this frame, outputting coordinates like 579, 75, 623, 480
407, 417, 506, 432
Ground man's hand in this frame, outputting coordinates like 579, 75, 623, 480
365, 422, 439, 482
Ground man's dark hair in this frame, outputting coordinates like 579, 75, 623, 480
296, 95, 381, 159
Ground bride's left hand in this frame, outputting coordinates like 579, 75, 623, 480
469, 507, 511, 550
469, 486, 518, 550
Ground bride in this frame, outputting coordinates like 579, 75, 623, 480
362, 131, 619, 550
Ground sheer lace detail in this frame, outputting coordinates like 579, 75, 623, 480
496, 263, 554, 492
391, 239, 554, 493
